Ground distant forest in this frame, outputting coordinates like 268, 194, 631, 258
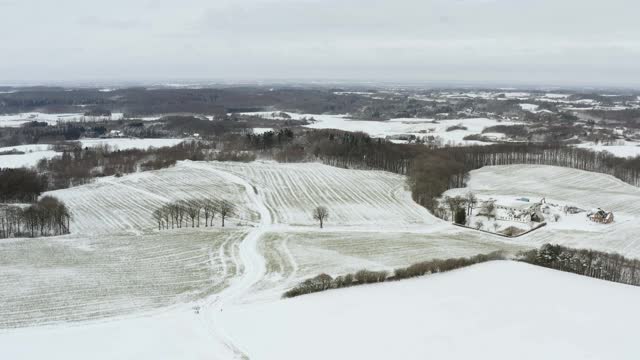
0, 87, 411, 118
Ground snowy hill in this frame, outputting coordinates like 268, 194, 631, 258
220, 261, 640, 360
4, 261, 638, 359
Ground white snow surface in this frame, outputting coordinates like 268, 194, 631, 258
3, 162, 640, 359
222, 261, 640, 360
79, 138, 184, 150
0, 112, 126, 127
4, 261, 639, 360
0, 139, 186, 168
0, 307, 221, 360
243, 111, 520, 146
252, 127, 274, 134
0, 112, 84, 127
577, 141, 640, 158
0, 144, 58, 168
518, 103, 539, 111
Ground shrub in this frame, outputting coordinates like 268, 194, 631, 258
446, 124, 468, 132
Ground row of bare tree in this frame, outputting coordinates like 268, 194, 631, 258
0, 196, 71, 238
283, 251, 505, 298
152, 199, 235, 230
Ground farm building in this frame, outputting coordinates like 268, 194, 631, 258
495, 199, 545, 224
587, 208, 614, 224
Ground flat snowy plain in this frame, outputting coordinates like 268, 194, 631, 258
247, 111, 640, 156
78, 138, 184, 150
2, 161, 640, 359
0, 112, 127, 128
577, 141, 640, 158
243, 111, 519, 146
0, 144, 58, 168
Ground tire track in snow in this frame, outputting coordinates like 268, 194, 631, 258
186, 162, 273, 359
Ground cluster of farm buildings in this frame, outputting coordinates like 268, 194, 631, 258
487, 197, 614, 225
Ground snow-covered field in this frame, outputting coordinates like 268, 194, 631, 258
0, 112, 125, 127
2, 161, 640, 359
252, 127, 273, 134
0, 306, 221, 360
0, 144, 58, 168
48, 161, 259, 236
79, 138, 184, 150
444, 165, 640, 257
206, 161, 435, 227
219, 261, 640, 360
250, 229, 530, 302
0, 113, 84, 127
0, 228, 246, 328
577, 141, 640, 158
1, 160, 452, 328
243, 111, 520, 146
6, 261, 638, 360
0, 139, 185, 169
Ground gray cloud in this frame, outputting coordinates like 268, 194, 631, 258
0, 0, 638, 86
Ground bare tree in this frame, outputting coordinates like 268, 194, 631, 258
169, 203, 182, 228
218, 200, 235, 227
479, 199, 496, 219
153, 208, 164, 230
164, 204, 173, 229
184, 200, 201, 228
312, 206, 329, 228
475, 220, 484, 229
202, 200, 217, 227
465, 192, 478, 217
0, 196, 70, 239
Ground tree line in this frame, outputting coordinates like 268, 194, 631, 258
0, 196, 71, 238
284, 242, 640, 299
283, 251, 505, 298
518, 244, 640, 286
36, 141, 209, 190
409, 143, 640, 213
152, 199, 235, 230
8, 129, 640, 219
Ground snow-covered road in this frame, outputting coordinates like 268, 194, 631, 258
197, 166, 274, 359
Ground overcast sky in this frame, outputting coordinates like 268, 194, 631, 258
0, 0, 638, 87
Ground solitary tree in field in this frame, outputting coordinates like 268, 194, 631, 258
218, 200, 235, 227
313, 206, 329, 228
